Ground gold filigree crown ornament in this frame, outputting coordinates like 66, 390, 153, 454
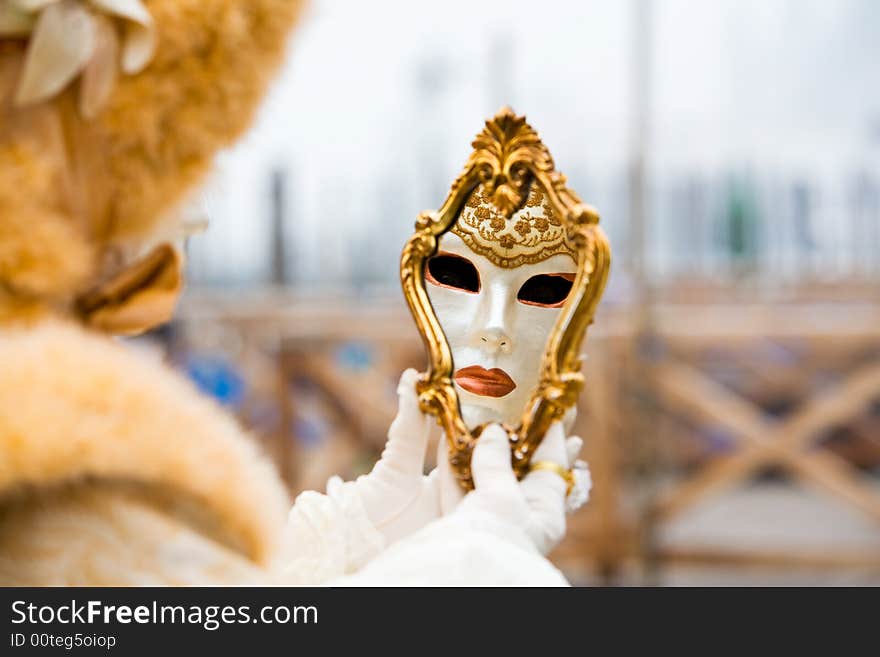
453, 183, 574, 268
400, 107, 611, 491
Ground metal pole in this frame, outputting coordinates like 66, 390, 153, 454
628, 0, 664, 586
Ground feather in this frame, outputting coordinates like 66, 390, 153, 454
78, 13, 118, 119
88, 0, 150, 26
119, 19, 155, 74
14, 0, 96, 106
8, 0, 60, 12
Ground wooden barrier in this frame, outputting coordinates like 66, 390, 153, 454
175, 294, 880, 582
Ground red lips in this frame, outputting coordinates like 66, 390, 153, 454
454, 365, 516, 398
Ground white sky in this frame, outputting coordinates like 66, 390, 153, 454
189, 0, 880, 286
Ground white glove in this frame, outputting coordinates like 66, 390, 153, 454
347, 368, 439, 545
443, 422, 583, 555
348, 369, 590, 553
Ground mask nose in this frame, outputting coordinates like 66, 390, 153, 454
478, 327, 513, 355
471, 279, 513, 356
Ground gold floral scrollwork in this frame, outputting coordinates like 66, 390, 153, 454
399, 107, 611, 490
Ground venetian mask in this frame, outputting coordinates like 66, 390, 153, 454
401, 107, 610, 490
426, 184, 577, 429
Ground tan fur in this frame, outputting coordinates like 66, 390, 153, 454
0, 483, 269, 586
0, 0, 305, 317
0, 321, 290, 569
0, 0, 304, 585
0, 85, 95, 308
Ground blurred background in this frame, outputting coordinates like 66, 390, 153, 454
137, 0, 880, 585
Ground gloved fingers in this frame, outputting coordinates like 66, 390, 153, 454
418, 467, 442, 513
396, 367, 421, 399
520, 422, 568, 554
565, 436, 583, 468
470, 424, 519, 495
381, 368, 432, 476
520, 460, 567, 511
562, 405, 578, 433
356, 369, 430, 525
437, 433, 465, 514
374, 468, 444, 544
525, 507, 566, 555
457, 423, 527, 527
566, 460, 592, 513
530, 421, 568, 465
520, 469, 567, 555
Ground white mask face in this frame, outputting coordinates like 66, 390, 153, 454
426, 232, 576, 428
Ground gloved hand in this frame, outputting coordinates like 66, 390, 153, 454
350, 369, 590, 553
440, 422, 587, 555
347, 369, 440, 546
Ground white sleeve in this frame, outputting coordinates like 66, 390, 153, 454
331, 508, 570, 587
277, 476, 385, 585
279, 479, 569, 587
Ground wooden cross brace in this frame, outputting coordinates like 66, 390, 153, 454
651, 359, 880, 523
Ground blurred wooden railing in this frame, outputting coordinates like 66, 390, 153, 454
640, 303, 880, 576
174, 292, 880, 582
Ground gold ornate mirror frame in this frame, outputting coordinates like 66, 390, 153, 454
400, 107, 611, 490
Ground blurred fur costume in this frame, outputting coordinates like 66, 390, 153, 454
0, 0, 572, 587
0, 0, 304, 585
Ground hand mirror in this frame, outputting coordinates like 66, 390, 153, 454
400, 107, 611, 491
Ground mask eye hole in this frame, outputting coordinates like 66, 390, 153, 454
517, 273, 574, 307
426, 252, 481, 293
